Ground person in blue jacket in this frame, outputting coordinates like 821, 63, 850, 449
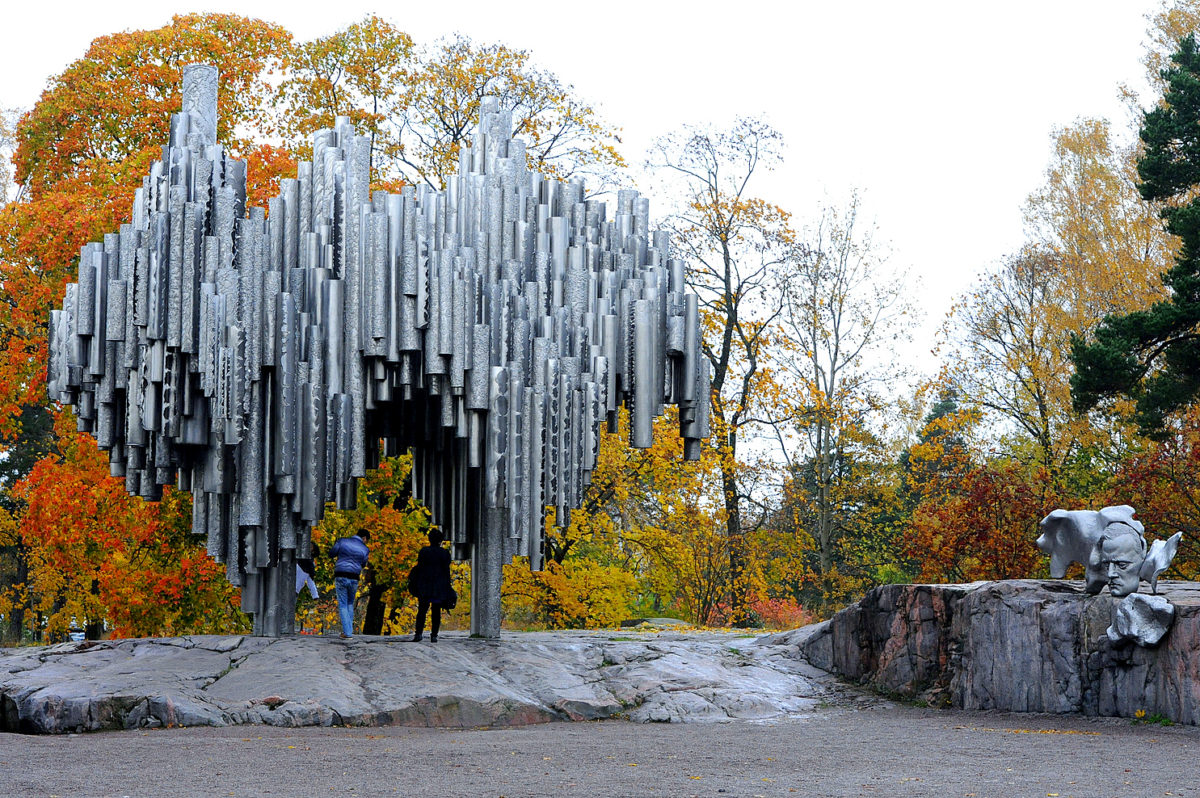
410, 529, 453, 642
330, 529, 370, 638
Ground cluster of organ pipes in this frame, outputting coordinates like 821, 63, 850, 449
46, 65, 709, 637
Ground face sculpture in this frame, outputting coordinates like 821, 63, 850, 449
1091, 524, 1147, 598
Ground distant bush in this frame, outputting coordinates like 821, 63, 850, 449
749, 597, 814, 630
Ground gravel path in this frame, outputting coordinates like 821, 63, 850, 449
3, 704, 1197, 798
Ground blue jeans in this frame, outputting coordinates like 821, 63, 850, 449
335, 576, 358, 636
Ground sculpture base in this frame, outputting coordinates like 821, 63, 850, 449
799, 579, 1200, 724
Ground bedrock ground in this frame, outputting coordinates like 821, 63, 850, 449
1, 628, 846, 733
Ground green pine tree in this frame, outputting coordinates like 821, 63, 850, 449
1072, 34, 1200, 433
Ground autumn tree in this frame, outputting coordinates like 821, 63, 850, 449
898, 388, 974, 505
775, 194, 914, 583
944, 248, 1080, 475
0, 498, 22, 641
1142, 0, 1200, 94
1073, 34, 1200, 432
1103, 404, 1200, 579
277, 15, 413, 189
597, 413, 734, 625
895, 386, 1049, 582
905, 458, 1050, 584
762, 424, 910, 615
312, 456, 432, 635
396, 34, 624, 190
935, 246, 1113, 561
12, 414, 245, 639
1, 13, 292, 435
647, 117, 793, 620
503, 410, 731, 627
949, 111, 1175, 480
1024, 117, 1172, 328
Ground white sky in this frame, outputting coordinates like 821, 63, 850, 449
0, 0, 1164, 376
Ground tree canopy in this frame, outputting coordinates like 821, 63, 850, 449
1072, 34, 1200, 431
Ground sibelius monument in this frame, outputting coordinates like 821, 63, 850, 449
46, 65, 708, 638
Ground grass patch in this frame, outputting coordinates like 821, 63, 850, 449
1132, 710, 1174, 726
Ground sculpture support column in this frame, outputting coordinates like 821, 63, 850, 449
470, 508, 504, 638
253, 547, 296, 637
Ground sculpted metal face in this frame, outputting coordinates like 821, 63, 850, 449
1037, 505, 1141, 594
1040, 508, 1183, 647
1091, 524, 1147, 598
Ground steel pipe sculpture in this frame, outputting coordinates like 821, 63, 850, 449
46, 65, 708, 637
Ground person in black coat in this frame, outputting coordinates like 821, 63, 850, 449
410, 529, 453, 642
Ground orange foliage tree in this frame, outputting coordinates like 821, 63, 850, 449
1, 13, 292, 433
0, 15, 293, 641
905, 459, 1051, 584
899, 391, 1052, 584
5, 13, 291, 402
10, 412, 244, 638
1102, 406, 1200, 581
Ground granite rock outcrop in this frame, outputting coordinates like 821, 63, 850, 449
0, 629, 846, 734
794, 579, 1200, 724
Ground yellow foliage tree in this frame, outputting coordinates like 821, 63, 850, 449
1143, 0, 1200, 93
647, 117, 794, 621
945, 113, 1173, 482
1024, 118, 1173, 327
503, 558, 636, 629
531, 410, 738, 626
311, 455, 436, 636
277, 15, 413, 190
398, 34, 625, 190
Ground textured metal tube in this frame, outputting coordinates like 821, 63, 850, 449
485, 366, 509, 508
631, 300, 654, 448
182, 64, 218, 147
